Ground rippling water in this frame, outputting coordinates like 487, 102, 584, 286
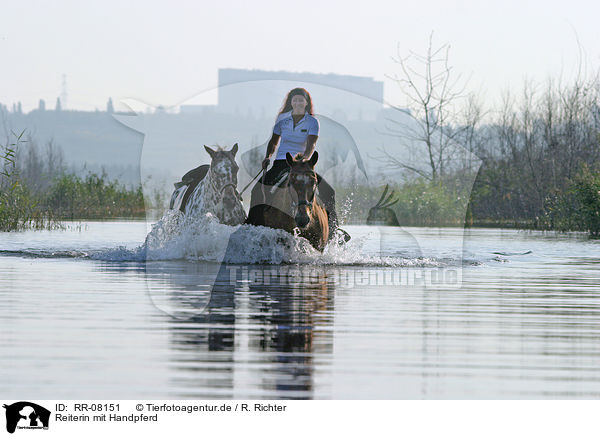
1, 220, 599, 399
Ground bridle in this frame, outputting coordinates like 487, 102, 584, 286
220, 182, 237, 194
287, 169, 318, 213
220, 182, 242, 201
208, 154, 241, 201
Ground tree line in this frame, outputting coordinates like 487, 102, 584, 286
373, 36, 600, 236
0, 131, 150, 231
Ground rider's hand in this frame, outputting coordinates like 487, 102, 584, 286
262, 158, 270, 170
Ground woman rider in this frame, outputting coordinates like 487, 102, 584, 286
247, 87, 350, 242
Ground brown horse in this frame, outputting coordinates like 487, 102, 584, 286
244, 152, 329, 251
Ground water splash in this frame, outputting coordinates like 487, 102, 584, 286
0, 208, 462, 267
136, 209, 447, 266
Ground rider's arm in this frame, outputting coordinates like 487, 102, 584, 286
303, 116, 319, 159
303, 135, 318, 159
262, 133, 280, 169
265, 133, 280, 159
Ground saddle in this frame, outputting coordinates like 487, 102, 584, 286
260, 171, 351, 244
172, 164, 210, 213
174, 164, 210, 189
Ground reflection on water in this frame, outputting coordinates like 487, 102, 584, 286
1, 223, 599, 398
144, 261, 335, 399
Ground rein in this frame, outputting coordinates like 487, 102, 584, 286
270, 172, 289, 194
239, 169, 264, 197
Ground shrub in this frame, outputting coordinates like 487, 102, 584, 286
0, 131, 58, 230
573, 165, 600, 237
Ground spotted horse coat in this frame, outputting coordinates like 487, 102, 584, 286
169, 144, 246, 225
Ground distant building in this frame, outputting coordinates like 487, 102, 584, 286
217, 68, 384, 121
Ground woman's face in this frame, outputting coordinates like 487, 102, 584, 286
290, 95, 308, 113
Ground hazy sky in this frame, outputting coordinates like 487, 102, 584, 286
2, 0, 599, 112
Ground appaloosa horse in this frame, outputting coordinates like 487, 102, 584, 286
244, 152, 329, 251
169, 144, 246, 225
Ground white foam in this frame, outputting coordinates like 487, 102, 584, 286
142, 209, 313, 263
91, 245, 146, 262
134, 209, 445, 266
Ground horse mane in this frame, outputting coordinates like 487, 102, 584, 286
290, 152, 308, 163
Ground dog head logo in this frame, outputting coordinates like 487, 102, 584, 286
3, 402, 50, 434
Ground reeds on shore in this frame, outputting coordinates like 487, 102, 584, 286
0, 131, 148, 231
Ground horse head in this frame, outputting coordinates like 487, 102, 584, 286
204, 143, 239, 196
286, 151, 319, 229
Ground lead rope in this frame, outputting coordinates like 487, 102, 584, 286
238, 168, 265, 200
260, 169, 267, 205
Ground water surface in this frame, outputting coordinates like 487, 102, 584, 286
1, 221, 599, 398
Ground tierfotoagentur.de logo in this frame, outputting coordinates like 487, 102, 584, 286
3, 402, 50, 434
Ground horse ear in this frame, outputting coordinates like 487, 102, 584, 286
204, 145, 216, 158
286, 152, 294, 166
230, 143, 238, 156
309, 151, 318, 167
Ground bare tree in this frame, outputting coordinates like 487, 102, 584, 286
380, 34, 471, 182
456, 93, 485, 172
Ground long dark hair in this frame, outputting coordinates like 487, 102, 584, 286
277, 88, 314, 117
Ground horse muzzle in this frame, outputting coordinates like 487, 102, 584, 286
295, 214, 310, 228
294, 200, 312, 228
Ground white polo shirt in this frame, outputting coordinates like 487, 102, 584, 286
273, 111, 320, 160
